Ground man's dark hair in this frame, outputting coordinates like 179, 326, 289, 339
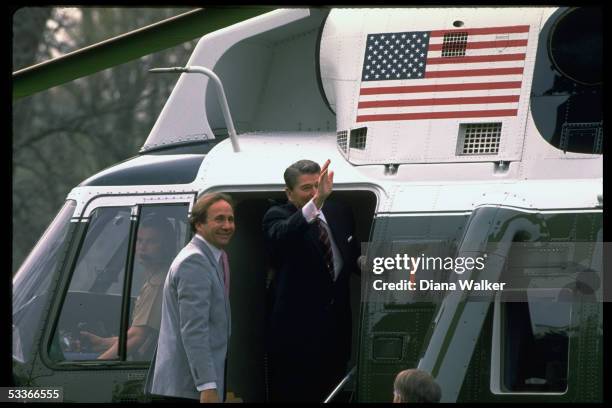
283, 160, 321, 190
138, 215, 178, 262
394, 369, 441, 403
140, 216, 175, 238
189, 192, 234, 233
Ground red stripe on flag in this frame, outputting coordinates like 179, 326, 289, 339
360, 81, 522, 95
428, 39, 528, 51
429, 25, 530, 37
358, 95, 520, 108
425, 67, 523, 78
427, 53, 526, 64
356, 109, 518, 122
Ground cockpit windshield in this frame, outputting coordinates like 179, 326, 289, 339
13, 200, 76, 363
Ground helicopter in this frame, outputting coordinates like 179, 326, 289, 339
12, 6, 602, 403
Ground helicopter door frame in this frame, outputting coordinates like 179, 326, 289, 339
37, 192, 197, 402
78, 193, 197, 218
355, 207, 471, 402
200, 183, 382, 403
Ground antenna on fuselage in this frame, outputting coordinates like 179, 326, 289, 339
149, 65, 240, 152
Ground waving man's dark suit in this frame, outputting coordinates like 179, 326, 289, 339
263, 199, 359, 402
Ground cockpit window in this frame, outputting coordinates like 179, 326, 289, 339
49, 203, 190, 363
13, 200, 76, 364
51, 207, 131, 361
125, 205, 188, 362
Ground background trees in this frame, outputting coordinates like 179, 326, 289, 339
12, 7, 198, 273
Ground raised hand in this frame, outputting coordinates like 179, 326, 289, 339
314, 159, 333, 208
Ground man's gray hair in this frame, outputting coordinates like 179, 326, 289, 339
283, 159, 321, 190
393, 369, 441, 403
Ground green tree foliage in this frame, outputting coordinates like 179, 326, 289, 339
12, 7, 198, 273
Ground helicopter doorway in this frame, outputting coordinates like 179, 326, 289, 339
223, 189, 377, 402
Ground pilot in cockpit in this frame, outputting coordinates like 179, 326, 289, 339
79, 216, 176, 361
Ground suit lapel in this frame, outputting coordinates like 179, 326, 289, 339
190, 236, 225, 291
190, 236, 231, 341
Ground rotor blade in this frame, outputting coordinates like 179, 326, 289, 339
12, 7, 275, 100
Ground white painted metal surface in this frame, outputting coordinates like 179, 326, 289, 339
68, 132, 602, 218
319, 8, 571, 167
142, 9, 333, 152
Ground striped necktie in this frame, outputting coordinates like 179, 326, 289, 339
315, 218, 335, 280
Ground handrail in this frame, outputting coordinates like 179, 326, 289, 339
150, 66, 240, 152
323, 365, 356, 403
417, 206, 548, 402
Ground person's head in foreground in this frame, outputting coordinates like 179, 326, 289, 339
393, 368, 441, 403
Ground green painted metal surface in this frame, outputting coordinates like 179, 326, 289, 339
13, 7, 274, 100
358, 211, 602, 402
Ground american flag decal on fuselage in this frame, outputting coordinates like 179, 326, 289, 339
357, 25, 529, 123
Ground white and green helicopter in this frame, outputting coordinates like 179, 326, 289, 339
12, 6, 602, 402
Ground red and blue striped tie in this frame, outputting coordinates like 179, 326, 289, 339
315, 218, 335, 280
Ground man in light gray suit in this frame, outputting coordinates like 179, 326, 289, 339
145, 193, 235, 403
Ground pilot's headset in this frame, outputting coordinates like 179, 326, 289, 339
138, 214, 178, 267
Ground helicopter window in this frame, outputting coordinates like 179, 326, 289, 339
49, 203, 191, 363
457, 123, 501, 155
51, 206, 132, 361
497, 290, 571, 393
125, 204, 189, 362
13, 200, 76, 364
442, 32, 468, 57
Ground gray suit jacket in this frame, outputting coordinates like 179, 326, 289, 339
144, 236, 231, 401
